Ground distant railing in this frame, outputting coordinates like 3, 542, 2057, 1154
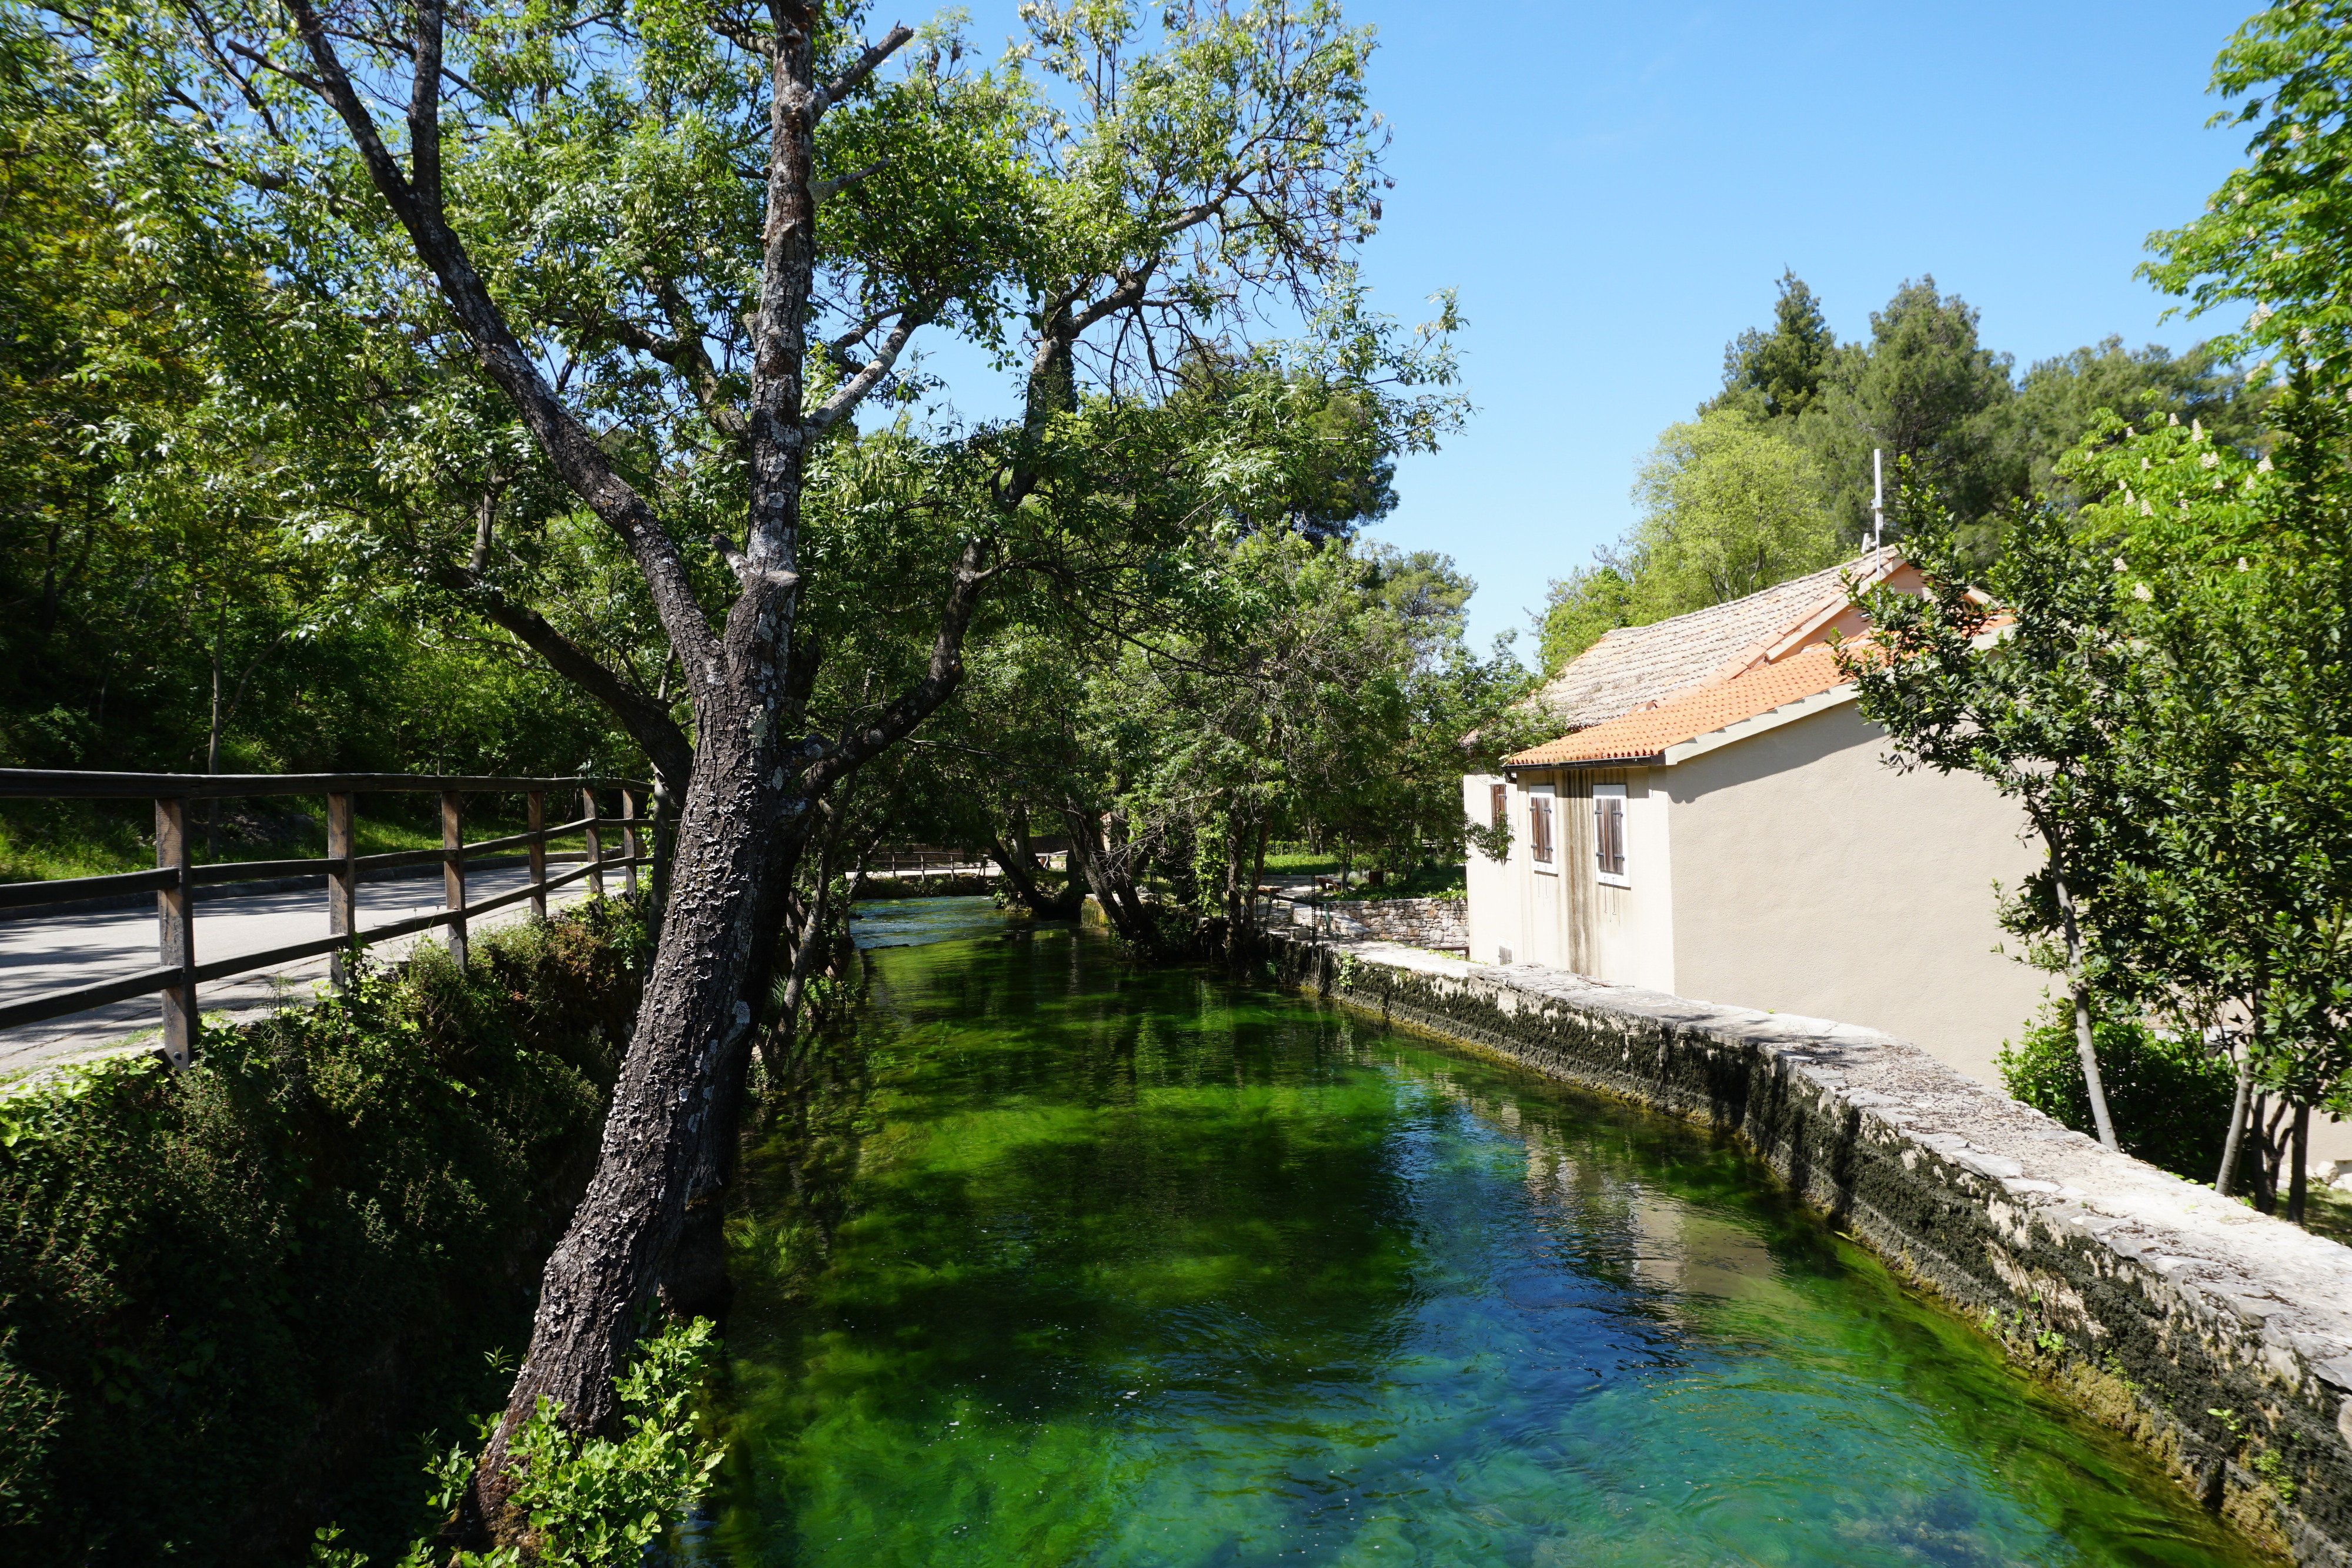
867, 844, 1068, 881
0, 770, 656, 1068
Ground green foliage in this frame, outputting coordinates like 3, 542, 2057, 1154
425, 1320, 722, 1568
305, 1319, 721, 1568
0, 900, 645, 1565
1849, 390, 2352, 1176
0, 14, 631, 781
2141, 1, 2352, 384
1623, 410, 1843, 614
2009, 337, 2269, 503
1805, 276, 2018, 541
1535, 564, 1636, 674
1839, 469, 2148, 1145
1535, 406, 1839, 678
1708, 269, 1836, 423
1997, 997, 2239, 1182
2066, 396, 2352, 1122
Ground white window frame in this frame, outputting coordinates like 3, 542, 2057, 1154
1593, 784, 1631, 888
1528, 783, 1558, 876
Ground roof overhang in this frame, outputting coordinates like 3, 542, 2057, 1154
1502, 753, 1665, 778
1502, 679, 1861, 777
1659, 680, 1859, 765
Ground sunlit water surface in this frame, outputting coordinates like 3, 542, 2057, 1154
677, 898, 2254, 1567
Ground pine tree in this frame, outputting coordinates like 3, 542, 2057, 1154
1708, 270, 1836, 422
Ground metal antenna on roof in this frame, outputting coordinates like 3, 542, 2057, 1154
1870, 448, 1885, 561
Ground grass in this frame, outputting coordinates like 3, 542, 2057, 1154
0, 795, 600, 884
2302, 1181, 2352, 1249
1259, 850, 1466, 898
1261, 849, 1344, 876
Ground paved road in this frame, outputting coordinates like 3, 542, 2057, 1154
0, 854, 1035, 1084
0, 867, 603, 1081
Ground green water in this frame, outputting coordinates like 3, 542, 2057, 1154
686, 902, 2257, 1567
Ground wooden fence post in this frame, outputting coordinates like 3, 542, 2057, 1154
583, 786, 604, 898
328, 791, 356, 989
155, 796, 197, 1069
620, 786, 641, 897
442, 788, 468, 968
527, 790, 547, 920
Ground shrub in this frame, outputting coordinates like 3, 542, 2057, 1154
310, 1317, 724, 1568
1997, 995, 2239, 1183
0, 897, 646, 1566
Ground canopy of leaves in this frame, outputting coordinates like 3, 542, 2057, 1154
1624, 410, 1842, 614
2141, 0, 2352, 386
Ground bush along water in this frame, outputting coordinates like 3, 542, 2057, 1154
1997, 994, 2240, 1184
308, 1316, 726, 1568
0, 897, 648, 1566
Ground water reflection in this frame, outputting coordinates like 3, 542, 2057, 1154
682, 912, 2259, 1568
848, 893, 1033, 950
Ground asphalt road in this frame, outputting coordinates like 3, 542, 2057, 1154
0, 866, 603, 1081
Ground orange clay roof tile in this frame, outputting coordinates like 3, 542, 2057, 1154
1524, 561, 1859, 730
1505, 643, 1854, 767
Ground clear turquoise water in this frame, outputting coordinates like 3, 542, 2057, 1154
685, 902, 2256, 1567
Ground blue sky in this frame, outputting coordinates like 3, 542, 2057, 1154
927, 2, 2263, 660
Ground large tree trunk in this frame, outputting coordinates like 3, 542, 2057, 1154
471, 701, 807, 1520
1061, 806, 1153, 944
988, 837, 1070, 917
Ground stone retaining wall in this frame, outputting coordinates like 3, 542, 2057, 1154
1295, 895, 1467, 950
1274, 934, 2352, 1566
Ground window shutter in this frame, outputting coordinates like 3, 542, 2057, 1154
1489, 783, 1506, 829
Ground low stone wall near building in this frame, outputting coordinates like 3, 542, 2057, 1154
1292, 895, 1467, 950
1272, 934, 2352, 1567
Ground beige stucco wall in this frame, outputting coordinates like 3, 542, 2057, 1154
1562, 768, 1676, 994
1662, 698, 2046, 1089
1461, 774, 1516, 965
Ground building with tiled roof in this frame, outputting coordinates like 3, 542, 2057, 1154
1462, 553, 2046, 1088
1526, 560, 1857, 732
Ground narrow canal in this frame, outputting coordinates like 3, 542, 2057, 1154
681, 900, 2259, 1566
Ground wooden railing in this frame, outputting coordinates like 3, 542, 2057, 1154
0, 770, 656, 1068
868, 842, 1068, 879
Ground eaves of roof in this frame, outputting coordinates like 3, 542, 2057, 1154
1504, 644, 1857, 771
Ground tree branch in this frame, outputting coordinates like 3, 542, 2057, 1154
814, 25, 914, 118
406, 0, 446, 212
711, 531, 801, 591
549, 295, 749, 443
279, 0, 725, 685
807, 537, 993, 788
812, 156, 887, 203
807, 302, 934, 433
436, 564, 696, 792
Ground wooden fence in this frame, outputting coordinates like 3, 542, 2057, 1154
0, 770, 655, 1068
867, 842, 1068, 880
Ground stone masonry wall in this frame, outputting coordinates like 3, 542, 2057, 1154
1271, 934, 2352, 1566
1292, 895, 1467, 950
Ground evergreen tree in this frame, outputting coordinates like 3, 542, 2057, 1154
1708, 270, 1836, 422
1804, 276, 2017, 543
2007, 337, 2267, 506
